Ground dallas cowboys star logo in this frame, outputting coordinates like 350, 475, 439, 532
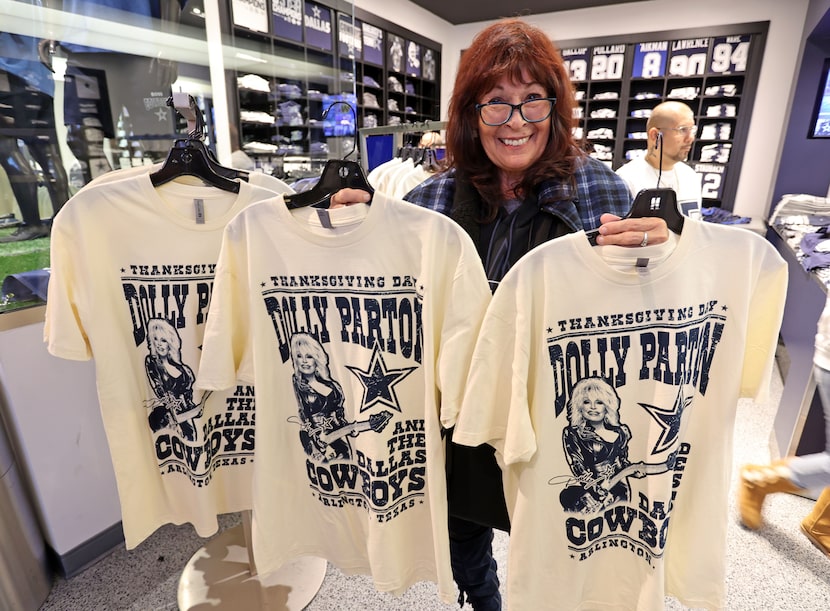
346, 345, 416, 413
638, 385, 693, 455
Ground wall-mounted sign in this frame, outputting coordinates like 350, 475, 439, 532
304, 2, 332, 51
232, 0, 268, 33
338, 14, 362, 59
362, 23, 383, 66
272, 0, 302, 42
388, 34, 404, 73
632, 41, 668, 78
406, 41, 421, 78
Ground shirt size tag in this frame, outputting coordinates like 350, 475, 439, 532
194, 199, 205, 224
636, 257, 650, 269
316, 208, 334, 229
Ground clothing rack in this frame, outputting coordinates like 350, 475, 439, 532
358, 120, 447, 173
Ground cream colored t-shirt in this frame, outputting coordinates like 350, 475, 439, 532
456, 220, 787, 610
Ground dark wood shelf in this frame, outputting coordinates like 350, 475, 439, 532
559, 22, 768, 209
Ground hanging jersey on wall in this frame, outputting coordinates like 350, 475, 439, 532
454, 221, 787, 610
196, 192, 491, 602
45, 175, 276, 548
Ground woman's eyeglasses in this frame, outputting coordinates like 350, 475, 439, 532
475, 98, 557, 126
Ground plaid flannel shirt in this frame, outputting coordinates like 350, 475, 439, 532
403, 154, 632, 233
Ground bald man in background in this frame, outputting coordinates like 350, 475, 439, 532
616, 100, 702, 216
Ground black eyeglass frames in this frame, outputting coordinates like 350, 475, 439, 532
475, 97, 557, 126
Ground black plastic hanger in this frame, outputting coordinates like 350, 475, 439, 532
150, 138, 241, 193
627, 187, 685, 233
623, 129, 684, 232
283, 102, 374, 209
585, 127, 683, 244
585, 188, 684, 245
150, 94, 244, 192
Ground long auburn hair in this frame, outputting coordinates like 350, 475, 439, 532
446, 19, 581, 221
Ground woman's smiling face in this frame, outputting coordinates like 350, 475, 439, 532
477, 70, 551, 188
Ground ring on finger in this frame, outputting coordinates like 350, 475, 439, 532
640, 232, 649, 247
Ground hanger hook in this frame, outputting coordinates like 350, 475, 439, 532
322, 101, 357, 160
166, 93, 206, 142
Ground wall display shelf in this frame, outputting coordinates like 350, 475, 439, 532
223, 0, 441, 176
559, 23, 767, 210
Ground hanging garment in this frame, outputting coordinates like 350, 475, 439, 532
368, 155, 434, 199
454, 220, 787, 610
45, 174, 278, 548
196, 192, 491, 602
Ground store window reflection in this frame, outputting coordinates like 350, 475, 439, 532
0, 33, 69, 244
1, 0, 194, 310
48, 0, 184, 183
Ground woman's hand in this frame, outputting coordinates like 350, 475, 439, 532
329, 188, 372, 208
594, 214, 669, 247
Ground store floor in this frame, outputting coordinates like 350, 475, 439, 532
39, 366, 830, 611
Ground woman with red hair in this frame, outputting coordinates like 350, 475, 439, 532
334, 19, 668, 609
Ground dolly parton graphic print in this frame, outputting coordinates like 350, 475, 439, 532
454, 224, 787, 609
144, 317, 208, 441
556, 376, 684, 514
289, 332, 393, 462
122, 247, 255, 489
262, 277, 426, 517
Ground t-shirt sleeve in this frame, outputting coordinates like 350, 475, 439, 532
453, 264, 537, 465
740, 237, 788, 401
436, 234, 491, 430
196, 221, 254, 390
44, 208, 93, 361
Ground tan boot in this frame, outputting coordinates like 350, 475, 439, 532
738, 461, 802, 530
800, 487, 830, 557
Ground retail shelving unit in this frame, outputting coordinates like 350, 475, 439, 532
559, 22, 768, 210
222, 0, 441, 175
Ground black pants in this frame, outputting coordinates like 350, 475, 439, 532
449, 516, 501, 610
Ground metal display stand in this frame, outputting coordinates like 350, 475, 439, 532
177, 511, 327, 610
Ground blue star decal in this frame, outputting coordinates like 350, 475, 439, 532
346, 346, 416, 413
638, 385, 693, 455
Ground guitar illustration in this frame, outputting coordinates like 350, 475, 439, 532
556, 460, 671, 513
320, 410, 394, 443
293, 409, 394, 462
